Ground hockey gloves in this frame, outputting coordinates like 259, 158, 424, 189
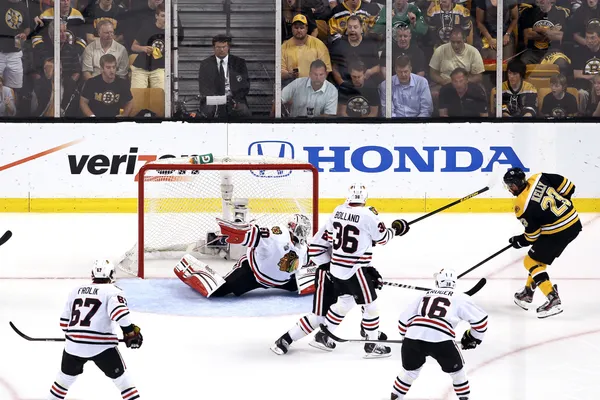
460, 329, 481, 350
509, 234, 530, 249
366, 267, 384, 290
391, 219, 410, 236
122, 324, 143, 349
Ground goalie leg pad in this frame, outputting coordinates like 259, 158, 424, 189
174, 254, 226, 297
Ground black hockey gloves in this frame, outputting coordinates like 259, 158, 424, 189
366, 267, 384, 290
122, 324, 143, 349
391, 219, 410, 236
460, 329, 481, 350
509, 234, 530, 249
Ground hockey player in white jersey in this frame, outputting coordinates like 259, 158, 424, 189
312, 183, 411, 358
391, 269, 488, 400
270, 223, 336, 354
47, 260, 143, 400
174, 214, 312, 297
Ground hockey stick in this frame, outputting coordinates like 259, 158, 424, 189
0, 230, 12, 247
382, 277, 487, 296
9, 322, 125, 343
457, 244, 513, 279
319, 324, 461, 345
407, 170, 502, 226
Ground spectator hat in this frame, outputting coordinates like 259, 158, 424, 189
292, 14, 308, 25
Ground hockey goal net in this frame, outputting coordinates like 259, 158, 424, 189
117, 154, 319, 278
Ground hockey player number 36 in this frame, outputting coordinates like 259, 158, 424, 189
69, 298, 102, 327
541, 187, 571, 217
420, 297, 451, 318
332, 222, 360, 253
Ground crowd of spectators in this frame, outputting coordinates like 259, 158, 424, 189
0, 0, 172, 118
277, 0, 600, 118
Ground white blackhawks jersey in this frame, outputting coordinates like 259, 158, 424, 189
308, 224, 332, 266
325, 203, 395, 280
398, 289, 488, 343
59, 283, 133, 358
238, 224, 308, 287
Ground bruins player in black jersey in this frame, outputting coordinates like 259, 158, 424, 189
504, 168, 582, 319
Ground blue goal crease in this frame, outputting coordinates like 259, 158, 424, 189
118, 279, 313, 317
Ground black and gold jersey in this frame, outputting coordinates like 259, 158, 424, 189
501, 80, 538, 117
520, 4, 569, 50
513, 173, 579, 244
426, 4, 472, 47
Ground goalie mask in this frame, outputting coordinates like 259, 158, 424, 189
346, 182, 368, 205
92, 259, 115, 282
434, 268, 457, 289
288, 214, 311, 245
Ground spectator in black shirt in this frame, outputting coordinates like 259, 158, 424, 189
80, 53, 133, 117
337, 61, 380, 117
0, 0, 30, 92
541, 73, 578, 117
572, 25, 600, 113
329, 15, 380, 86
569, 0, 600, 46
380, 24, 426, 77
82, 0, 126, 45
439, 67, 488, 117
131, 3, 165, 89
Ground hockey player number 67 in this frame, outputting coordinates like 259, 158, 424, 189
420, 296, 451, 318
69, 298, 102, 327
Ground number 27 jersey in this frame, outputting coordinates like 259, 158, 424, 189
59, 283, 134, 358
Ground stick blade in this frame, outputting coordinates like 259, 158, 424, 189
465, 278, 487, 296
0, 230, 12, 246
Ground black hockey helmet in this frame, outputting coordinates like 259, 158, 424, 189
503, 167, 527, 195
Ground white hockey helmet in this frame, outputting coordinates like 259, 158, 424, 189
434, 268, 457, 289
288, 214, 311, 245
346, 182, 368, 205
92, 259, 115, 281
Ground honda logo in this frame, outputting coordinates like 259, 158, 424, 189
247, 141, 295, 178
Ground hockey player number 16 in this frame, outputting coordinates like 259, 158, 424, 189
420, 296, 451, 318
69, 298, 102, 327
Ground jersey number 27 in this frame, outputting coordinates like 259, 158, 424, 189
69, 298, 102, 327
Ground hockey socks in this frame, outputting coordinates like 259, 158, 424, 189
48, 372, 77, 400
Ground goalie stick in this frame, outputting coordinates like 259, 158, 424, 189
9, 321, 125, 343
319, 324, 461, 345
382, 277, 487, 296
0, 230, 12, 247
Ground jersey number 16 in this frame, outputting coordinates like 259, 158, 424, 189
420, 296, 451, 318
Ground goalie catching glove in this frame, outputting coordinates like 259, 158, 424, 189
121, 324, 143, 349
391, 219, 410, 236
460, 329, 481, 350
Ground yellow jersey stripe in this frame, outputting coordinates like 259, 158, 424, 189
541, 210, 579, 234
541, 214, 580, 235
556, 177, 568, 192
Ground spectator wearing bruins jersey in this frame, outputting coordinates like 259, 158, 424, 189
519, 0, 570, 73
31, 0, 87, 50
426, 0, 473, 50
328, 0, 380, 42
572, 25, 600, 113
568, 0, 600, 47
504, 167, 582, 319
541, 73, 579, 117
498, 59, 538, 117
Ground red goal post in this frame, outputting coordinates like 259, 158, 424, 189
118, 155, 319, 278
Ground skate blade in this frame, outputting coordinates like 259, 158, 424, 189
514, 298, 531, 311
537, 306, 563, 319
270, 345, 286, 355
308, 341, 335, 352
363, 351, 392, 359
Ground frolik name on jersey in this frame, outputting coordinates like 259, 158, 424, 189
78, 287, 99, 295
334, 211, 360, 223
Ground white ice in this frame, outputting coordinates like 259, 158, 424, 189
1, 212, 599, 400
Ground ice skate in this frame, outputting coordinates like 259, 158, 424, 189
270, 332, 292, 355
514, 281, 536, 310
537, 285, 563, 319
364, 341, 392, 359
309, 331, 336, 352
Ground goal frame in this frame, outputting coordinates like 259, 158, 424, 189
137, 161, 320, 278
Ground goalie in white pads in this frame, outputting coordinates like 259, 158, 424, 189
311, 182, 410, 358
391, 269, 488, 400
48, 260, 143, 400
174, 214, 312, 297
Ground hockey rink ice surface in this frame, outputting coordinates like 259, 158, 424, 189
1, 212, 599, 400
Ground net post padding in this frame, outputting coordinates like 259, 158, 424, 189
118, 156, 318, 278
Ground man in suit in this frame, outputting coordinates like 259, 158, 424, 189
198, 34, 251, 118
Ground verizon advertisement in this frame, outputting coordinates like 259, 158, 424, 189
0, 122, 598, 201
